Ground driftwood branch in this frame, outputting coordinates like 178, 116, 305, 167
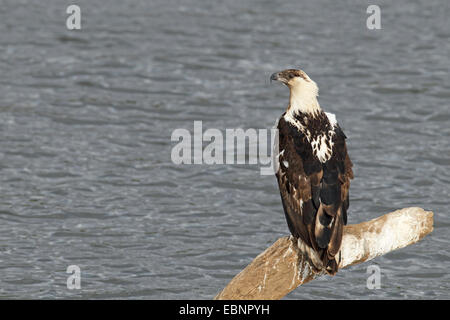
215, 207, 434, 300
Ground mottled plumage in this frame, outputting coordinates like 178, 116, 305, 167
271, 69, 353, 275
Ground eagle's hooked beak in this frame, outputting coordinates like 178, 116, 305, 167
270, 72, 288, 84
270, 72, 280, 83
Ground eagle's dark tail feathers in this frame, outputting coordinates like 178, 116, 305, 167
316, 207, 345, 276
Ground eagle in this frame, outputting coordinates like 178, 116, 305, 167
270, 69, 353, 275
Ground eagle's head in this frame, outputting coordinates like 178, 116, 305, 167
270, 69, 320, 114
270, 69, 314, 87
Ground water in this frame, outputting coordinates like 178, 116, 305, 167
0, 0, 449, 299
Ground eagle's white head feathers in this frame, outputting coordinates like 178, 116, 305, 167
270, 69, 321, 116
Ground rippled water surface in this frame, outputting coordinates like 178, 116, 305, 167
0, 0, 449, 299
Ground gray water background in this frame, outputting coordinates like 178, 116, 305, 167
0, 0, 449, 299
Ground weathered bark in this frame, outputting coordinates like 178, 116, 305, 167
214, 207, 433, 300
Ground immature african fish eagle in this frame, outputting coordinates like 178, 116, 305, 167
270, 69, 353, 275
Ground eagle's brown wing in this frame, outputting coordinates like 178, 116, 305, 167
276, 116, 353, 274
